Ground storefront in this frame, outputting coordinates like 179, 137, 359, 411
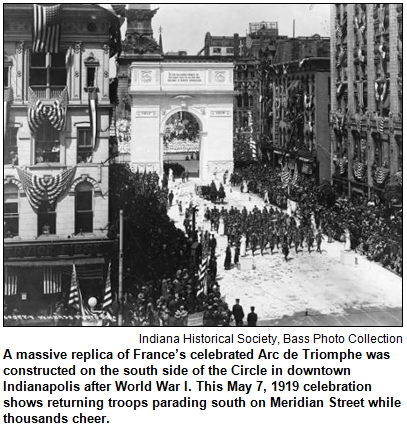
4, 239, 113, 318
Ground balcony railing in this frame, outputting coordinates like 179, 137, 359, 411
30, 86, 65, 100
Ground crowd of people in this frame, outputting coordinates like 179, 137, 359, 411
229, 164, 402, 276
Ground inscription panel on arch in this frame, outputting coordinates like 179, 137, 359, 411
163, 70, 205, 85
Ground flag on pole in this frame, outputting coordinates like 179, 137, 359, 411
291, 162, 299, 186
102, 262, 113, 314
197, 256, 210, 296
68, 264, 80, 310
33, 4, 62, 53
249, 137, 257, 160
281, 163, 291, 188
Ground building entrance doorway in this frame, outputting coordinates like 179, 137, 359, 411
163, 111, 201, 177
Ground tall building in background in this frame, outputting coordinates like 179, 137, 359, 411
330, 4, 402, 199
3, 4, 121, 315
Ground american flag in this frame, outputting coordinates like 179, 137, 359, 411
353, 161, 365, 180
102, 262, 113, 314
338, 159, 347, 175
49, 87, 68, 132
28, 87, 46, 133
377, 117, 385, 134
197, 255, 210, 296
68, 264, 92, 317
16, 166, 77, 212
281, 164, 291, 188
374, 167, 389, 184
43, 267, 62, 294
5, 272, 18, 296
33, 4, 61, 53
249, 137, 257, 160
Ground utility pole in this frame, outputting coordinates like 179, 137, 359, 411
118, 210, 123, 326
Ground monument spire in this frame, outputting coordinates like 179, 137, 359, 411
159, 26, 163, 54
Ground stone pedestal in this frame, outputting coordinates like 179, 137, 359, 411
340, 250, 357, 266
239, 256, 254, 271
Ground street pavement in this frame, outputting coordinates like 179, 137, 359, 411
168, 177, 403, 327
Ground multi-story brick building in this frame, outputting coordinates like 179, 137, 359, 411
330, 4, 402, 199
4, 4, 120, 315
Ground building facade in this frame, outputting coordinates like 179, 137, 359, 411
259, 57, 331, 183
4, 4, 120, 315
330, 4, 402, 198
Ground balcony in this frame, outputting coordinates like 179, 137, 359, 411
30, 86, 65, 100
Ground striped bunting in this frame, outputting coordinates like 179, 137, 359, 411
338, 159, 347, 175
353, 161, 366, 180
281, 164, 291, 188
197, 256, 210, 296
48, 87, 68, 132
102, 263, 113, 314
249, 137, 257, 160
5, 274, 18, 296
16, 166, 77, 212
28, 87, 68, 133
43, 267, 62, 294
28, 87, 46, 133
395, 171, 402, 187
33, 4, 61, 53
377, 117, 385, 134
374, 167, 389, 185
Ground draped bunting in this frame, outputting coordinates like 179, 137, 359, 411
4, 87, 13, 138
291, 163, 299, 186
16, 166, 76, 212
353, 161, 366, 180
338, 159, 348, 175
249, 137, 257, 160
374, 167, 389, 185
302, 163, 313, 175
27, 87, 68, 133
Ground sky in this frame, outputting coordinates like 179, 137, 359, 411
104, 3, 331, 55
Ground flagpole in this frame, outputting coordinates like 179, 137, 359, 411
118, 210, 124, 326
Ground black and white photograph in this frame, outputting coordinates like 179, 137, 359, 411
3, 3, 402, 327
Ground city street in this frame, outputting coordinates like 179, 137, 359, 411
168, 178, 402, 326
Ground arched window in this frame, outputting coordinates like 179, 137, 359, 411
75, 181, 93, 234
4, 184, 19, 237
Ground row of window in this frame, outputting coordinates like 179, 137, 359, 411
5, 123, 92, 166
4, 182, 94, 238
4, 51, 98, 94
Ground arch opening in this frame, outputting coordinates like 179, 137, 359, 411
163, 111, 201, 178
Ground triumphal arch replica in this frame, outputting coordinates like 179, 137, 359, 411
128, 61, 234, 180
